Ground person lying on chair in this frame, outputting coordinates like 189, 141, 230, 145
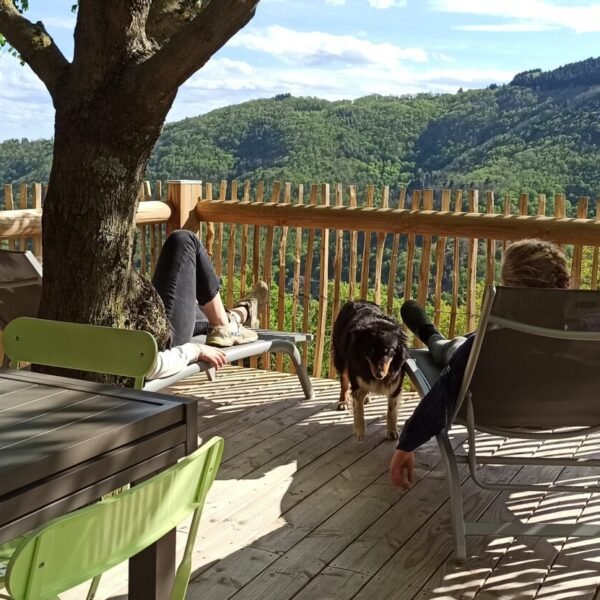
146, 230, 268, 380
390, 239, 572, 489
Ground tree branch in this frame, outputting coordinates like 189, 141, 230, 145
72, 0, 154, 88
146, 0, 208, 47
0, 0, 69, 98
134, 0, 259, 102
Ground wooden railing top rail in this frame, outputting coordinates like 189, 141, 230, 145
196, 199, 600, 245
0, 201, 170, 239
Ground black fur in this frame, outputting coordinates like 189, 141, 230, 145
332, 300, 408, 440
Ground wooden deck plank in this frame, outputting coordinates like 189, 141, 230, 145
471, 437, 598, 600
413, 438, 548, 600
47, 367, 600, 600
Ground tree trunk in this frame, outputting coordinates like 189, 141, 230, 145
39, 95, 171, 362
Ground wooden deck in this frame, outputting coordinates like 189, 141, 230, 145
66, 366, 600, 600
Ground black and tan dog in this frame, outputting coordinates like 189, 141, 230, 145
332, 300, 408, 441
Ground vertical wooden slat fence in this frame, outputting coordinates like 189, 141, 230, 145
3, 179, 600, 381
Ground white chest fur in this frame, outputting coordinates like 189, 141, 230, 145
356, 375, 402, 397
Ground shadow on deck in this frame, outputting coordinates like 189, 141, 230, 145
69, 366, 600, 600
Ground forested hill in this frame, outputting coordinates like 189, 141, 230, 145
3, 56, 600, 200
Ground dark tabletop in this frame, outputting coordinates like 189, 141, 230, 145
0, 368, 197, 543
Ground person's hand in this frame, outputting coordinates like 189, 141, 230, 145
197, 344, 227, 369
390, 449, 415, 490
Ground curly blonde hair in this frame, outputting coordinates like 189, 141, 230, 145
500, 238, 571, 289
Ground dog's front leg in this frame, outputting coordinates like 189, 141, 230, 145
337, 370, 350, 411
352, 389, 368, 442
386, 390, 403, 440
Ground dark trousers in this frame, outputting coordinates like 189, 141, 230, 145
152, 230, 220, 347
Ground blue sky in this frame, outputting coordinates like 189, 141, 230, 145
1, 0, 600, 141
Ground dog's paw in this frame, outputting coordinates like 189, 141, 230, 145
386, 429, 399, 440
336, 401, 348, 411
354, 429, 365, 442
354, 425, 365, 442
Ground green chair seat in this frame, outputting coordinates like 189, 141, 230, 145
0, 437, 223, 600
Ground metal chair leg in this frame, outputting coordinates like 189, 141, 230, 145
274, 340, 314, 400
438, 432, 467, 560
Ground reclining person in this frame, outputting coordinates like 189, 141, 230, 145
147, 230, 268, 380
390, 239, 571, 489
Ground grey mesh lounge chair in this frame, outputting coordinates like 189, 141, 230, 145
0, 249, 314, 399
405, 285, 600, 560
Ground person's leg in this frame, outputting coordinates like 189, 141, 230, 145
400, 300, 466, 367
152, 230, 212, 347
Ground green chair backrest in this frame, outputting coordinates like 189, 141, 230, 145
3, 317, 158, 389
4, 436, 224, 600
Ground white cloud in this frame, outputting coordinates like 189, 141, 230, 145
326, 0, 407, 6
229, 25, 428, 67
430, 0, 600, 33
368, 0, 407, 8
169, 52, 513, 125
0, 56, 54, 140
457, 23, 552, 32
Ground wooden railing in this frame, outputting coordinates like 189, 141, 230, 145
2, 179, 600, 378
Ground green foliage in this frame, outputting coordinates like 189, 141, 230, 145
3, 56, 600, 205
138, 58, 600, 201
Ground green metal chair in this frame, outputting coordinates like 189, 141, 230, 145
3, 316, 158, 389
0, 436, 224, 600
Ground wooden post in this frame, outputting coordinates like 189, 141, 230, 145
403, 190, 421, 302
387, 188, 405, 316
571, 197, 588, 289
433, 189, 451, 327
239, 180, 251, 297
19, 183, 28, 251
3, 184, 15, 251
291, 185, 304, 332
276, 182, 291, 371
485, 191, 495, 286
374, 186, 389, 305
416, 189, 434, 309
448, 190, 463, 338
592, 197, 600, 290
329, 183, 344, 378
348, 185, 358, 301
360, 185, 374, 299
314, 183, 330, 379
226, 181, 239, 308
166, 180, 202, 235
302, 185, 319, 365
32, 183, 42, 260
465, 189, 479, 332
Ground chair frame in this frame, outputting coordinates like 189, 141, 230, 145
406, 285, 600, 560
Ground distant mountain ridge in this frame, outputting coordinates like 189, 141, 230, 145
3, 56, 600, 203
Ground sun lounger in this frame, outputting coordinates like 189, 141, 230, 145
0, 249, 314, 399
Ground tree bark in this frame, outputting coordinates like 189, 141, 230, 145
39, 91, 172, 352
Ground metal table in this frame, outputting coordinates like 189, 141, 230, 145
0, 368, 198, 599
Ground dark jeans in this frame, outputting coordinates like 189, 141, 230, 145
427, 334, 468, 367
152, 230, 220, 347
